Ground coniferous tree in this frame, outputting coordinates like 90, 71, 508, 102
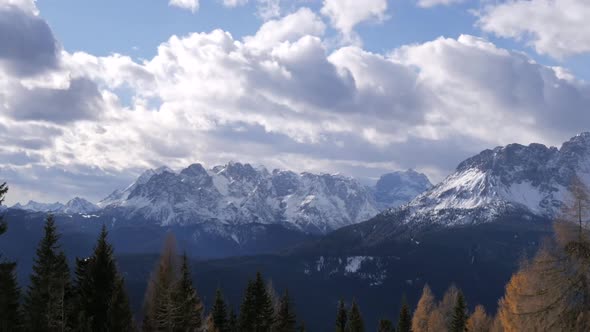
412, 285, 435, 332
377, 319, 393, 332
397, 297, 412, 332
239, 272, 274, 332
335, 299, 348, 332
228, 308, 238, 332
211, 288, 228, 332
348, 300, 364, 332
0, 184, 23, 332
273, 290, 297, 332
450, 292, 468, 332
466, 305, 492, 332
143, 234, 180, 331
173, 253, 203, 331
0, 262, 22, 331
75, 225, 133, 332
24, 215, 73, 332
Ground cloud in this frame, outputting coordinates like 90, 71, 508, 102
168, 0, 199, 13
416, 0, 465, 8
320, 0, 388, 43
478, 0, 590, 59
0, 4, 59, 76
222, 0, 248, 7
256, 0, 281, 20
2, 2, 590, 205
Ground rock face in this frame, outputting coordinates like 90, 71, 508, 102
98, 163, 431, 234
323, 133, 590, 250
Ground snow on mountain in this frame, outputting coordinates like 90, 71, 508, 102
384, 132, 590, 227
61, 197, 99, 214
100, 163, 431, 233
373, 170, 432, 210
11, 201, 65, 213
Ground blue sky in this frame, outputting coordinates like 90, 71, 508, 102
1, 0, 590, 204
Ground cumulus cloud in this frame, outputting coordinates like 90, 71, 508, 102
320, 0, 388, 43
478, 0, 590, 59
2, 1, 590, 205
222, 0, 248, 7
417, 0, 465, 8
168, 0, 199, 13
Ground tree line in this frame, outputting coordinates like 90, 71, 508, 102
1, 177, 590, 331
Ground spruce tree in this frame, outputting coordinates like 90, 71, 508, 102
273, 290, 297, 332
335, 299, 348, 332
75, 225, 133, 332
397, 297, 412, 332
0, 262, 22, 331
377, 319, 393, 332
211, 288, 229, 332
239, 272, 275, 332
173, 253, 203, 331
450, 292, 468, 332
228, 308, 238, 332
24, 215, 73, 332
348, 300, 364, 332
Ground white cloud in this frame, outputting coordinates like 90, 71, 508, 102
222, 0, 249, 7
417, 0, 465, 8
320, 0, 388, 42
2, 1, 590, 205
256, 0, 281, 20
478, 0, 590, 59
168, 0, 199, 13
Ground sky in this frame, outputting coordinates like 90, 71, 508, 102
1, 0, 590, 205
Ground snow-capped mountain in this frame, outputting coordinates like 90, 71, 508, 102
323, 133, 590, 251
61, 197, 99, 214
99, 163, 431, 234
12, 201, 65, 213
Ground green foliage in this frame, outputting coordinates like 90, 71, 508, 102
239, 272, 275, 332
75, 225, 133, 332
173, 253, 203, 331
450, 292, 468, 332
348, 300, 364, 332
0, 262, 22, 331
24, 215, 73, 332
228, 308, 238, 332
211, 288, 229, 332
273, 290, 297, 332
397, 297, 412, 332
335, 299, 348, 332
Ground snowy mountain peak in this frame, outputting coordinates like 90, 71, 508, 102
374, 170, 432, 209
62, 197, 99, 214
12, 200, 65, 213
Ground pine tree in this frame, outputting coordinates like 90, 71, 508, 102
0, 182, 7, 236
173, 253, 203, 331
211, 288, 229, 332
273, 290, 297, 332
450, 292, 467, 332
377, 319, 393, 332
348, 300, 364, 332
0, 262, 22, 331
228, 308, 238, 332
335, 299, 348, 332
24, 215, 73, 332
143, 234, 180, 331
397, 297, 412, 332
239, 272, 274, 332
412, 284, 435, 332
76, 225, 134, 332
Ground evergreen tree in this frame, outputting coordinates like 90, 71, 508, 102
335, 299, 348, 332
397, 297, 412, 332
76, 225, 134, 332
0, 184, 22, 332
348, 300, 364, 332
228, 308, 238, 332
173, 253, 203, 331
273, 290, 297, 332
466, 305, 492, 332
298, 323, 306, 332
377, 319, 393, 332
211, 288, 228, 332
450, 292, 468, 332
0, 262, 22, 331
239, 272, 274, 332
24, 215, 73, 332
143, 234, 180, 331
